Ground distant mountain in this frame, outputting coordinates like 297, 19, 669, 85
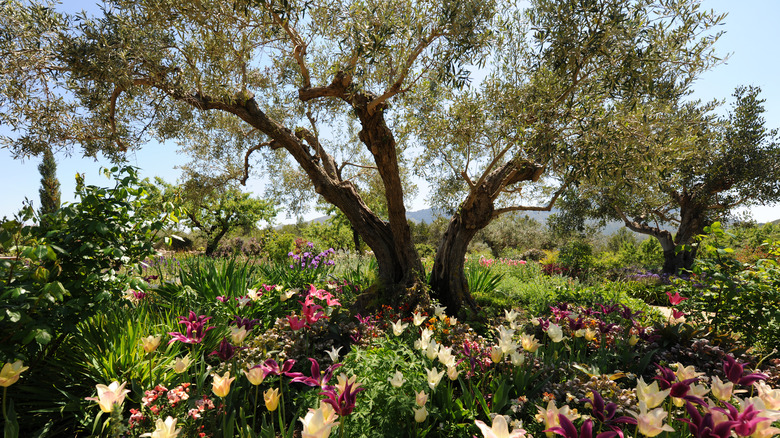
305, 207, 630, 236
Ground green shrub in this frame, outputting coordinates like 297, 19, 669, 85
521, 248, 547, 262
263, 231, 297, 263
0, 166, 177, 362
557, 240, 594, 275
676, 223, 780, 352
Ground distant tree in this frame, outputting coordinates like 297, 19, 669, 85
573, 87, 780, 274
479, 213, 550, 257
607, 228, 639, 253
37, 148, 60, 217
146, 177, 277, 256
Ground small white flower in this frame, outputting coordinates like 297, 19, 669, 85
510, 351, 525, 367
425, 367, 445, 390
390, 319, 408, 336
437, 345, 456, 367
434, 304, 447, 319
412, 312, 426, 326
325, 346, 342, 362
425, 340, 440, 361
547, 323, 564, 343
505, 309, 519, 323
388, 371, 405, 388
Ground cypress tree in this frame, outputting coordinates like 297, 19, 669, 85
38, 148, 61, 216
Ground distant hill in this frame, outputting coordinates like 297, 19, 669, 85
306, 207, 629, 235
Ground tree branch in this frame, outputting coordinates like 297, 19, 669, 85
366, 32, 441, 115
298, 71, 351, 102
340, 161, 378, 171
108, 87, 127, 152
240, 141, 271, 185
614, 205, 672, 240
492, 179, 564, 218
262, 2, 311, 88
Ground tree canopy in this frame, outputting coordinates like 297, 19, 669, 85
568, 86, 780, 273
1, 0, 727, 312
144, 176, 277, 256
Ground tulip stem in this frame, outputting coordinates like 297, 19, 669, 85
2, 386, 7, 422
252, 385, 258, 431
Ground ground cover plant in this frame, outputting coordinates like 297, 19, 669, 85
3, 222, 780, 437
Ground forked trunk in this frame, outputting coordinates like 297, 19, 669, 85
431, 160, 546, 315
429, 215, 482, 315
659, 204, 705, 274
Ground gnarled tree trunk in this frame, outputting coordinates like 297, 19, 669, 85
617, 193, 707, 275
431, 160, 545, 315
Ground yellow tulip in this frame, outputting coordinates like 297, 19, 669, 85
140, 416, 181, 438
0, 360, 29, 387
142, 335, 162, 353
264, 388, 280, 411
170, 355, 191, 374
211, 372, 235, 398
244, 366, 264, 386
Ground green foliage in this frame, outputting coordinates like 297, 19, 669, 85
37, 148, 60, 217
557, 240, 594, 276
465, 260, 505, 296
340, 340, 430, 437
0, 166, 177, 362
262, 232, 297, 264
677, 222, 780, 352
156, 256, 261, 320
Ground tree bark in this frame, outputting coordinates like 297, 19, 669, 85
660, 197, 705, 274
616, 193, 707, 275
431, 160, 545, 315
164, 73, 424, 305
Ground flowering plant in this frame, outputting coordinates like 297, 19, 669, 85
129, 383, 219, 438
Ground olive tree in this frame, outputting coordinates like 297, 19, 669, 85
577, 87, 780, 273
408, 1, 724, 309
145, 176, 277, 255
1, 0, 723, 312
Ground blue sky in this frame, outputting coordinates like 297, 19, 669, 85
1, 0, 779, 224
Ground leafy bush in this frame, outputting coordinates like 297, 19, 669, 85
557, 239, 594, 277
213, 236, 263, 258
521, 248, 547, 262
676, 223, 780, 352
262, 231, 297, 263
0, 166, 177, 362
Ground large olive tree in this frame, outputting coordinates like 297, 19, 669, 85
408, 1, 724, 309
1, 0, 723, 312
